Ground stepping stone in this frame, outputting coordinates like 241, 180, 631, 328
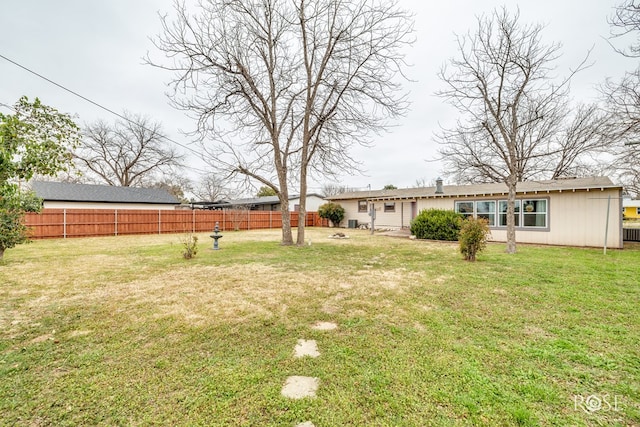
281, 376, 320, 399
294, 339, 320, 358
311, 321, 337, 331
295, 422, 315, 427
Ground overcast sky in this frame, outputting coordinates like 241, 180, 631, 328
0, 0, 633, 193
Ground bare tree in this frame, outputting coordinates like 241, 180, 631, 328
147, 0, 413, 245
436, 8, 590, 254
193, 173, 228, 202
603, 1, 640, 196
321, 183, 356, 197
548, 104, 610, 179
229, 206, 250, 231
608, 0, 640, 57
147, 176, 193, 203
75, 113, 183, 187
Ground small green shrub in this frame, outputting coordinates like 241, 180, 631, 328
318, 202, 345, 227
459, 218, 490, 261
181, 234, 198, 259
410, 209, 463, 240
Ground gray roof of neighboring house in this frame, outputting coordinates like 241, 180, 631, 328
31, 181, 180, 205
228, 195, 281, 206
200, 193, 326, 207
326, 177, 621, 201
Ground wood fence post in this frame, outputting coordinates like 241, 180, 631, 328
63, 209, 67, 239
115, 210, 118, 236
158, 210, 161, 234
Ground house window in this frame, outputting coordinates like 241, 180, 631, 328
459, 198, 548, 229
358, 200, 368, 212
522, 199, 547, 228
455, 201, 474, 219
384, 202, 395, 212
476, 201, 496, 226
637, 207, 640, 215
498, 200, 520, 227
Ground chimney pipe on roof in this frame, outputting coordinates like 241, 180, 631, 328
435, 177, 444, 194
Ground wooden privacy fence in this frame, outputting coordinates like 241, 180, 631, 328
24, 209, 329, 239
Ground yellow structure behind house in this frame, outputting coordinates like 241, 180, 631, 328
623, 199, 640, 219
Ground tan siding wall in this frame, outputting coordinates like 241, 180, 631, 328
341, 200, 372, 227
415, 190, 623, 248
416, 198, 455, 212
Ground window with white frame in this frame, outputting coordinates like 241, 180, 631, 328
455, 201, 474, 219
522, 199, 547, 228
358, 200, 368, 212
499, 200, 520, 227
384, 202, 396, 212
476, 200, 496, 226
456, 198, 548, 228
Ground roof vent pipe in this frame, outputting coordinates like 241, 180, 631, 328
435, 177, 444, 194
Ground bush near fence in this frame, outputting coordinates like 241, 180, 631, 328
24, 209, 328, 239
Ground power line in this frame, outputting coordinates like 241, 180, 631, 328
0, 52, 218, 173
0, 53, 339, 191
0, 102, 16, 112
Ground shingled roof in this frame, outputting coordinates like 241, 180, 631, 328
326, 177, 620, 201
31, 181, 179, 205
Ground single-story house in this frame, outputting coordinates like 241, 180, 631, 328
31, 181, 180, 210
623, 198, 640, 219
194, 194, 326, 212
326, 176, 623, 249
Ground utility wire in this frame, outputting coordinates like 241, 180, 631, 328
0, 102, 16, 112
0, 53, 335, 192
0, 52, 219, 173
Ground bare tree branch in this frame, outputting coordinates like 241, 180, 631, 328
146, 0, 413, 245
608, 0, 640, 57
435, 7, 591, 253
74, 113, 184, 187
602, 1, 640, 196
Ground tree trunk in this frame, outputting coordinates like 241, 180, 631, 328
296, 169, 308, 246
505, 176, 517, 254
277, 174, 293, 246
0, 247, 4, 260
280, 203, 293, 245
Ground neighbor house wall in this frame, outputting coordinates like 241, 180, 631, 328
341, 199, 374, 227
42, 201, 179, 210
290, 196, 326, 212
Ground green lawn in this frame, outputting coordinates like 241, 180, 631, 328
0, 229, 638, 426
